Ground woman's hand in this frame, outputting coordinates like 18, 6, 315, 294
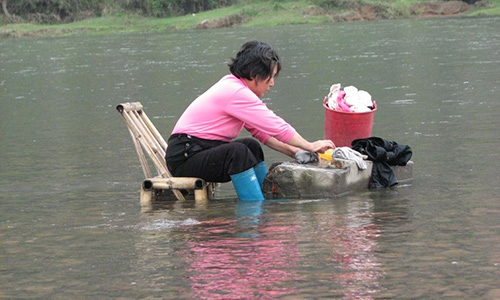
288, 133, 335, 154
310, 140, 335, 153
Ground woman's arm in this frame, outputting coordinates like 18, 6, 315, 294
265, 133, 335, 158
287, 132, 335, 153
265, 137, 301, 158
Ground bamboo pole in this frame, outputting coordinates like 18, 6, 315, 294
122, 110, 165, 175
143, 177, 209, 202
117, 102, 143, 112
194, 187, 208, 201
195, 191, 208, 209
140, 109, 168, 151
128, 127, 152, 178
133, 113, 173, 179
126, 110, 166, 175
118, 103, 168, 175
140, 185, 153, 208
143, 177, 205, 191
118, 105, 152, 178
132, 110, 165, 158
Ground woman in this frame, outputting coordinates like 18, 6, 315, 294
166, 41, 334, 201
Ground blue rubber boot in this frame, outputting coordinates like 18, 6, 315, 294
230, 168, 265, 201
253, 161, 267, 187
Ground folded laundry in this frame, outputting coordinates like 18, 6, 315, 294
333, 147, 367, 170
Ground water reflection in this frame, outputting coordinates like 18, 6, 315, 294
235, 201, 263, 228
132, 196, 404, 299
185, 215, 300, 299
292, 198, 384, 299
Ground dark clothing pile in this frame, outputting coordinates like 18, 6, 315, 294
351, 137, 413, 189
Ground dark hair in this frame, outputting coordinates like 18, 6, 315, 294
228, 41, 281, 81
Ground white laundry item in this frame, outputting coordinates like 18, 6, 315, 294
327, 83, 341, 110
343, 86, 359, 106
333, 147, 367, 170
330, 83, 341, 93
350, 104, 372, 113
357, 90, 373, 107
344, 85, 358, 95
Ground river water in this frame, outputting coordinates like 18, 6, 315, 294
1, 17, 499, 299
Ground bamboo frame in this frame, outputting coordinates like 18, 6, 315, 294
143, 177, 204, 190
117, 102, 214, 207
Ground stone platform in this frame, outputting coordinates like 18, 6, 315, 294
261, 159, 414, 199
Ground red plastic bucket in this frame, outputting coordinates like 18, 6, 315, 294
323, 100, 377, 147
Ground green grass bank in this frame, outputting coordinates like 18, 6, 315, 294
1, 0, 499, 38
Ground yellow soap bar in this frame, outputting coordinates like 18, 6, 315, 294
318, 149, 334, 161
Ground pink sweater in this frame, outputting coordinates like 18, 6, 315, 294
172, 74, 296, 144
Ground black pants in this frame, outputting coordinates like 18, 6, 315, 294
166, 134, 265, 183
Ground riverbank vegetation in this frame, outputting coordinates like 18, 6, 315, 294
1, 0, 499, 37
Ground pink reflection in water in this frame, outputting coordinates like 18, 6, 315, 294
184, 203, 384, 299
326, 213, 384, 300
185, 219, 300, 299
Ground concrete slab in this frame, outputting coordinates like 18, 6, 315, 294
262, 159, 414, 199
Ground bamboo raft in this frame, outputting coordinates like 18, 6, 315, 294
116, 102, 215, 210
